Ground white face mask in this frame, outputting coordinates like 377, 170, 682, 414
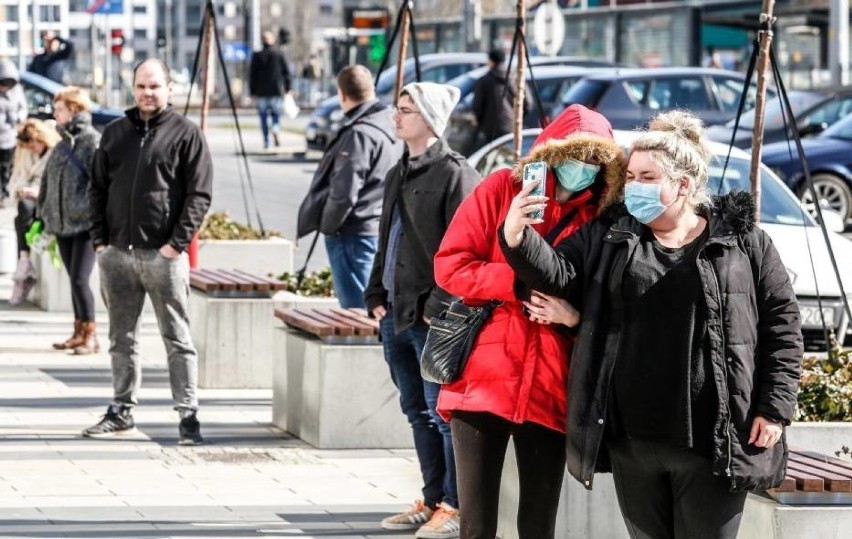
624, 180, 677, 224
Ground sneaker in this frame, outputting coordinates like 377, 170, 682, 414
272, 132, 281, 147
381, 500, 434, 530
82, 405, 136, 438
178, 412, 204, 446
415, 502, 460, 539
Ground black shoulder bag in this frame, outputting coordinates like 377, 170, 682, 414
420, 207, 579, 384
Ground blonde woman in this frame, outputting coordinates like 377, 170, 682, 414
501, 111, 802, 539
38, 87, 101, 354
8, 119, 61, 305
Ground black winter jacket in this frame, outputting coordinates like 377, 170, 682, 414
364, 139, 480, 333
248, 45, 291, 97
472, 67, 531, 141
89, 107, 213, 253
500, 191, 803, 493
297, 101, 403, 238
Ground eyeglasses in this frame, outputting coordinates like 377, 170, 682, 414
393, 106, 421, 116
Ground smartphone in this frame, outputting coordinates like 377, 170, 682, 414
522, 161, 547, 220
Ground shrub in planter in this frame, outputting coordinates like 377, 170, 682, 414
277, 268, 335, 297
796, 340, 852, 422
199, 211, 281, 240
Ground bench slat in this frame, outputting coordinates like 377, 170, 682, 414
217, 269, 270, 291
295, 309, 355, 336
791, 449, 852, 473
190, 272, 220, 291
203, 269, 254, 291
320, 309, 376, 336
231, 269, 288, 291
770, 477, 797, 492
332, 308, 380, 331
276, 309, 336, 336
786, 468, 825, 492
788, 462, 852, 492
789, 454, 852, 482
194, 269, 237, 291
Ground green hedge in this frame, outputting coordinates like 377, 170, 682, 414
796, 339, 852, 422
277, 268, 335, 297
199, 211, 281, 240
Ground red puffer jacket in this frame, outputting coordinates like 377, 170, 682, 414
433, 105, 624, 432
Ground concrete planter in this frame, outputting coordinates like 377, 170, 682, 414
189, 290, 276, 389
272, 327, 411, 449
786, 421, 852, 456
272, 290, 338, 310
197, 238, 295, 276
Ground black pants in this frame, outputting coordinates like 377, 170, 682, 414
607, 437, 748, 539
0, 147, 13, 198
451, 411, 566, 539
14, 199, 37, 253
56, 233, 96, 322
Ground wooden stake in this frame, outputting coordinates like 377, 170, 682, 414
395, 2, 411, 105
199, 5, 215, 134
513, 0, 527, 162
749, 0, 776, 224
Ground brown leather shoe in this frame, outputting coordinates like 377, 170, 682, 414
73, 321, 100, 355
53, 320, 84, 350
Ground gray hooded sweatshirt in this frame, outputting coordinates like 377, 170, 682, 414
0, 60, 27, 150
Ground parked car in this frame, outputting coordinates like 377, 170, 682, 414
762, 111, 852, 223
20, 71, 123, 130
305, 54, 617, 151
469, 127, 852, 349
556, 67, 776, 130
707, 86, 852, 148
445, 65, 611, 155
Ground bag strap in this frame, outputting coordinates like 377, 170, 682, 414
59, 143, 88, 178
295, 231, 320, 287
543, 208, 578, 245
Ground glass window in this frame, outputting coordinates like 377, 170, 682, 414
22, 81, 54, 117
821, 113, 852, 141
648, 78, 709, 111
713, 76, 767, 114
134, 29, 147, 40
134, 5, 147, 15
5, 6, 17, 20
39, 5, 61, 22
625, 80, 649, 104
5, 30, 19, 50
475, 135, 536, 176
800, 97, 852, 128
732, 91, 824, 130
562, 79, 609, 108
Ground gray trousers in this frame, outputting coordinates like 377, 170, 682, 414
98, 246, 199, 412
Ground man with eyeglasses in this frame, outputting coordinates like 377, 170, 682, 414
297, 65, 402, 308
365, 82, 479, 538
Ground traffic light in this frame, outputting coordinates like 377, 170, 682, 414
368, 34, 386, 64
278, 28, 290, 45
110, 29, 124, 55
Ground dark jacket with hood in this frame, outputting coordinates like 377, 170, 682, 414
38, 112, 100, 236
249, 44, 291, 97
472, 66, 531, 141
364, 138, 480, 334
500, 188, 803, 493
89, 107, 213, 253
297, 100, 403, 238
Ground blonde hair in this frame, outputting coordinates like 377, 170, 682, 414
54, 86, 93, 113
17, 118, 62, 148
629, 110, 713, 208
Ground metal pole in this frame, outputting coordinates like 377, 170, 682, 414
105, 14, 112, 108
830, 0, 850, 86
165, 0, 173, 67
749, 0, 776, 224
200, 8, 213, 133
250, 0, 261, 51
17, 0, 26, 70
513, 0, 527, 162
32, 0, 40, 68
394, 2, 411, 105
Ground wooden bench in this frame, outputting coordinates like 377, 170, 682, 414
766, 448, 852, 505
274, 307, 379, 344
190, 268, 287, 298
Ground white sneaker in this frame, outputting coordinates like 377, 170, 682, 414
415, 502, 460, 538
381, 500, 434, 530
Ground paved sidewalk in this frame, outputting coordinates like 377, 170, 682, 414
0, 207, 422, 537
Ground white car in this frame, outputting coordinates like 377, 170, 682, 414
468, 128, 852, 348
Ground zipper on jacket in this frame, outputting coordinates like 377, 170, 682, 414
128, 121, 151, 249
708, 259, 736, 490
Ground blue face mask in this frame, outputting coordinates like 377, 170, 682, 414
553, 159, 600, 194
624, 181, 674, 224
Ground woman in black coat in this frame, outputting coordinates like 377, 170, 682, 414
499, 111, 803, 539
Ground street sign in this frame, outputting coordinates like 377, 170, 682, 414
533, 2, 565, 57
222, 42, 251, 63
86, 0, 124, 15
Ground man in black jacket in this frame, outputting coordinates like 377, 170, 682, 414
85, 59, 213, 445
471, 49, 529, 152
248, 30, 291, 149
364, 82, 479, 538
29, 31, 74, 84
297, 65, 402, 308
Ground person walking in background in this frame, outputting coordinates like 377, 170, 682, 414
297, 65, 402, 308
29, 31, 75, 84
470, 49, 529, 153
8, 120, 61, 306
37, 88, 100, 354
433, 105, 625, 539
0, 59, 27, 207
249, 30, 291, 149
364, 82, 479, 539
500, 111, 803, 539
86, 59, 213, 445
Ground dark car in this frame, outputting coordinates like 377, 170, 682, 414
444, 65, 611, 155
20, 71, 123, 130
558, 67, 776, 130
707, 86, 852, 148
762, 111, 852, 223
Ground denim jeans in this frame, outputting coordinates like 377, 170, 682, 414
380, 306, 458, 509
256, 96, 283, 148
98, 247, 198, 412
324, 233, 377, 309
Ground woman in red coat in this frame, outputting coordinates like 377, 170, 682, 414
433, 105, 624, 539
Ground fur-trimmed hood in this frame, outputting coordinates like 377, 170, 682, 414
511, 105, 625, 211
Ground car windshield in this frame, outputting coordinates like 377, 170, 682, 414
730, 92, 824, 131
819, 112, 852, 141
562, 79, 608, 106
473, 135, 537, 176
708, 156, 814, 226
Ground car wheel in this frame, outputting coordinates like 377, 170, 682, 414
799, 173, 852, 222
